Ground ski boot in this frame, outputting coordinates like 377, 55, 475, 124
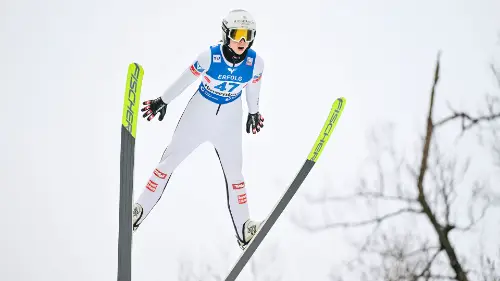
132, 203, 143, 232
236, 219, 265, 250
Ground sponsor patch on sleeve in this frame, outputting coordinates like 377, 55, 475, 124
190, 61, 205, 76
252, 73, 262, 83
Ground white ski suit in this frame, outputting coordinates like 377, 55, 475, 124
135, 43, 264, 241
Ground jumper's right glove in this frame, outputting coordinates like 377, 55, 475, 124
246, 112, 264, 134
141, 97, 167, 121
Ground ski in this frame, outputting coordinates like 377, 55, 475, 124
117, 62, 144, 281
224, 97, 346, 281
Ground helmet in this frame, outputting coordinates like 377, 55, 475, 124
221, 9, 257, 48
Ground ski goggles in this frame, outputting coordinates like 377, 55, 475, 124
228, 28, 255, 42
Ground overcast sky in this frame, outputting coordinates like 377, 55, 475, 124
2, 0, 500, 280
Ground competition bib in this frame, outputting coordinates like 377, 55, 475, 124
196, 45, 256, 104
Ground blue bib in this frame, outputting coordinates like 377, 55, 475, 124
197, 44, 256, 104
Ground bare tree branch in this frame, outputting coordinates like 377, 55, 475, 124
304, 190, 418, 205
293, 207, 422, 232
435, 64, 500, 138
402, 50, 468, 281
491, 63, 500, 89
415, 248, 444, 279
434, 108, 500, 131
466, 240, 500, 281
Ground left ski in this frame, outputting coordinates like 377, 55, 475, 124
224, 97, 346, 281
117, 62, 144, 281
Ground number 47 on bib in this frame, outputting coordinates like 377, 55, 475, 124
214, 81, 240, 92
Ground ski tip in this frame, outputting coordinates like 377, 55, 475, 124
307, 97, 346, 163
122, 62, 145, 138
334, 97, 346, 108
129, 62, 144, 71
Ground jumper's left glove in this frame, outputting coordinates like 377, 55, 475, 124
246, 112, 264, 134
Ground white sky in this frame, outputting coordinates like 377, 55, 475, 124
2, 0, 500, 280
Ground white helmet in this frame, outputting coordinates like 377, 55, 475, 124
221, 9, 257, 47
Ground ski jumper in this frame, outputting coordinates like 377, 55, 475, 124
135, 44, 264, 241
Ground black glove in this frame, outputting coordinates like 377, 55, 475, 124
246, 112, 264, 134
141, 97, 167, 121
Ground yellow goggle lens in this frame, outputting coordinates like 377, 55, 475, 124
229, 29, 255, 42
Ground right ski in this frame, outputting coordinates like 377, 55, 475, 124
117, 62, 144, 281
224, 97, 346, 281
